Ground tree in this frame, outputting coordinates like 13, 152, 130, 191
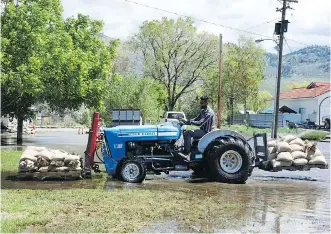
101, 75, 166, 125
286, 81, 310, 90
130, 17, 218, 111
201, 37, 265, 124
235, 36, 265, 115
247, 90, 272, 113
1, 0, 117, 143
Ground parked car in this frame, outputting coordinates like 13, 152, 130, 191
161, 111, 187, 124
296, 119, 316, 129
322, 115, 330, 129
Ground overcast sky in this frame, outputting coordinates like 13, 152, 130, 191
62, 0, 330, 53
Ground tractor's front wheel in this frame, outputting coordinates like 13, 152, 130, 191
207, 137, 254, 184
119, 157, 146, 183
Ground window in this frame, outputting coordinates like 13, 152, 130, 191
167, 113, 185, 119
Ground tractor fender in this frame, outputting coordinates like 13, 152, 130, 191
198, 130, 248, 153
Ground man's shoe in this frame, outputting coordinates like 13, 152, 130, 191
178, 152, 191, 160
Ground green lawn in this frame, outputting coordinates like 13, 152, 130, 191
1, 150, 246, 233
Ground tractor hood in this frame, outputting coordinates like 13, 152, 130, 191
104, 122, 180, 141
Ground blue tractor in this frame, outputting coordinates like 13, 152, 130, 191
84, 112, 262, 184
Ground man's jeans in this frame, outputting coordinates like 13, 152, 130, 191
184, 129, 207, 153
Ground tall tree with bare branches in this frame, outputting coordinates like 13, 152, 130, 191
131, 17, 218, 111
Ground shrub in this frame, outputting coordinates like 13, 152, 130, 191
300, 131, 328, 141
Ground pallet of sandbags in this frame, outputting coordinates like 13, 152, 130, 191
18, 146, 83, 180
266, 135, 328, 172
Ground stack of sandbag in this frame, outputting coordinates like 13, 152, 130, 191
19, 146, 82, 173
306, 141, 327, 166
267, 135, 327, 168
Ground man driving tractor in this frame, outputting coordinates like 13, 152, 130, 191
179, 96, 215, 159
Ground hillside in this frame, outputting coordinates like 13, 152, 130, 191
261, 45, 330, 93
264, 45, 330, 78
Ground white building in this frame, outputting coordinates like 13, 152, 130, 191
278, 82, 330, 124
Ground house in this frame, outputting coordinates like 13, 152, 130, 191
277, 82, 330, 124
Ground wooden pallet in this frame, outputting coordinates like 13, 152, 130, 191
271, 164, 329, 172
18, 171, 82, 180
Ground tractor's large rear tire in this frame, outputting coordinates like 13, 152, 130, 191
207, 137, 254, 184
120, 157, 146, 183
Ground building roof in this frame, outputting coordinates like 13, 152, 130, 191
279, 82, 330, 100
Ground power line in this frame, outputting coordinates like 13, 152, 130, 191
286, 38, 309, 46
284, 37, 306, 75
244, 17, 279, 30
123, 0, 273, 39
122, 0, 310, 47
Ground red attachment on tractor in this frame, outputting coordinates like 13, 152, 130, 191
83, 112, 100, 178
88, 112, 100, 166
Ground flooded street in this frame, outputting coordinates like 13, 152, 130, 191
1, 129, 330, 232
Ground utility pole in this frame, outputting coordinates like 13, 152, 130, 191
217, 34, 223, 129
272, 0, 297, 138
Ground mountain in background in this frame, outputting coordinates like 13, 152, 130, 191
264, 45, 330, 78
261, 45, 330, 93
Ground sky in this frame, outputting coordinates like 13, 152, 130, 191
61, 0, 330, 54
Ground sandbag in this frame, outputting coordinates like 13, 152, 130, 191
19, 159, 36, 171
69, 166, 82, 171
308, 155, 327, 165
20, 154, 38, 162
64, 155, 80, 163
276, 152, 292, 162
268, 147, 277, 154
291, 151, 307, 160
267, 140, 277, 147
290, 144, 305, 152
289, 138, 305, 147
293, 158, 308, 166
272, 159, 292, 167
50, 160, 65, 167
307, 148, 323, 160
281, 135, 296, 143
36, 156, 50, 167
269, 153, 277, 160
38, 166, 50, 173
48, 150, 66, 161
36, 150, 55, 161
53, 166, 69, 172
65, 160, 80, 168
26, 146, 47, 152
21, 149, 39, 158
276, 142, 292, 153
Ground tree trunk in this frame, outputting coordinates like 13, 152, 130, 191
168, 99, 175, 111
230, 97, 234, 125
17, 116, 23, 145
243, 94, 247, 124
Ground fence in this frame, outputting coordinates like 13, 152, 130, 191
233, 114, 285, 128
